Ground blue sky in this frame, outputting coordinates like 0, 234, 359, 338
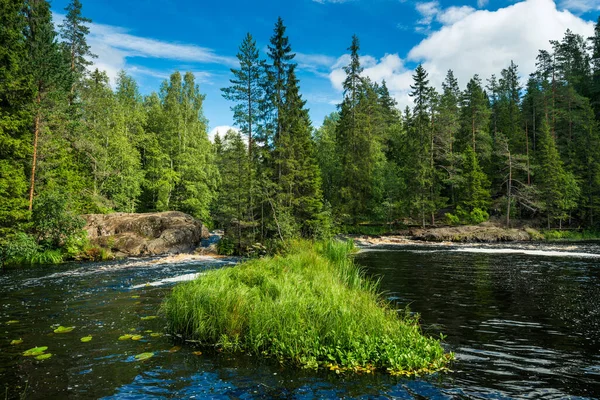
51, 0, 599, 137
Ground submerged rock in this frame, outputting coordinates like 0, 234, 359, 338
83, 212, 209, 257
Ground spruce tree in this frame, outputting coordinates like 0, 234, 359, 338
0, 0, 33, 232
59, 0, 95, 100
277, 65, 324, 237
24, 0, 70, 211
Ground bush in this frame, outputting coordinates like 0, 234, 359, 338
32, 191, 85, 249
162, 240, 452, 375
0, 233, 40, 267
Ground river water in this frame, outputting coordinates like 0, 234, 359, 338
1, 242, 599, 399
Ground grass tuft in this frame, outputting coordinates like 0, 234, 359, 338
162, 240, 452, 375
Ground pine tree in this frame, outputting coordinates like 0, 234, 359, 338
24, 0, 70, 211
277, 65, 324, 237
266, 17, 295, 148
214, 129, 252, 252
407, 64, 436, 226
535, 119, 579, 228
221, 33, 264, 160
456, 146, 491, 223
459, 75, 492, 163
59, 0, 95, 100
0, 0, 33, 232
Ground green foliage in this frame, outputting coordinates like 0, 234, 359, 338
0, 232, 39, 266
32, 190, 85, 248
162, 240, 452, 375
216, 236, 236, 256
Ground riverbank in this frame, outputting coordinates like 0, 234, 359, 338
161, 240, 452, 375
343, 222, 600, 245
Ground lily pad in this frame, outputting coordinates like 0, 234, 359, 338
80, 336, 93, 343
118, 334, 133, 341
134, 352, 154, 361
192, 351, 203, 356
35, 353, 52, 361
131, 335, 143, 341
54, 326, 75, 334
144, 330, 153, 333
150, 333, 163, 338
169, 346, 181, 353
7, 320, 19, 325
23, 346, 48, 357
11, 339, 23, 345
140, 316, 157, 321
130, 295, 140, 299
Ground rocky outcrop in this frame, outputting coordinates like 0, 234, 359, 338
408, 223, 531, 242
83, 212, 210, 257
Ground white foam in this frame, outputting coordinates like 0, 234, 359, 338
130, 272, 204, 289
450, 247, 600, 258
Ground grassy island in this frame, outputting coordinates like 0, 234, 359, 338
162, 240, 452, 375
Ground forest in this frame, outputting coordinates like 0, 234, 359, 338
2, 0, 600, 261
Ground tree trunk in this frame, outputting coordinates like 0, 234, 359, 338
506, 152, 512, 228
28, 94, 42, 212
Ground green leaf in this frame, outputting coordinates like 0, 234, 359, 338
23, 346, 48, 356
131, 335, 143, 341
7, 320, 19, 325
150, 333, 163, 337
10, 339, 23, 345
134, 352, 154, 361
80, 336, 93, 343
53, 326, 75, 334
35, 353, 52, 361
140, 316, 157, 321
118, 334, 133, 341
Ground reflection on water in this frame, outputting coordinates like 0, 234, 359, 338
356, 242, 600, 399
0, 242, 599, 399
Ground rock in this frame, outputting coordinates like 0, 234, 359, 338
409, 223, 531, 242
82, 212, 210, 257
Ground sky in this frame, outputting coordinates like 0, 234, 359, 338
51, 0, 600, 139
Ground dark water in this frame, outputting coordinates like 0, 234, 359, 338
1, 243, 599, 399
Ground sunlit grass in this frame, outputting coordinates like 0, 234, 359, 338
162, 240, 452, 375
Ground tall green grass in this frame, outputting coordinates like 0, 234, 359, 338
162, 240, 452, 375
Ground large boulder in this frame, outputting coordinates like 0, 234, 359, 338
82, 212, 210, 257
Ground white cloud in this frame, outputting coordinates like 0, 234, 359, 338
477, 0, 489, 8
559, 0, 600, 13
437, 6, 476, 25
326, 0, 595, 110
416, 1, 441, 26
328, 53, 413, 105
209, 126, 239, 142
53, 12, 235, 85
408, 0, 594, 89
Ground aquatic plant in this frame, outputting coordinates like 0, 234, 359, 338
23, 347, 48, 357
53, 326, 75, 334
134, 352, 153, 361
162, 240, 452, 375
80, 336, 92, 343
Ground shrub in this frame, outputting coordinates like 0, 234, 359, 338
0, 233, 40, 267
32, 191, 85, 249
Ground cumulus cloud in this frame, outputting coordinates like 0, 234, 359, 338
409, 0, 594, 89
326, 0, 594, 110
209, 126, 240, 142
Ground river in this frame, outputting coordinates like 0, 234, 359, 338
1, 242, 599, 399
